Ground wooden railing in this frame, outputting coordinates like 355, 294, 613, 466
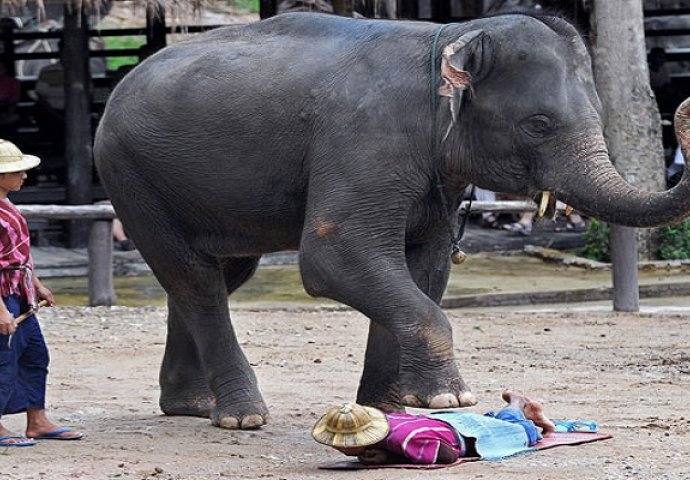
18, 204, 117, 307
16, 201, 639, 310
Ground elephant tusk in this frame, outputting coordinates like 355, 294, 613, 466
538, 192, 551, 217
564, 204, 574, 216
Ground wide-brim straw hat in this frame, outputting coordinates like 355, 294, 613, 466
0, 139, 41, 173
312, 403, 390, 448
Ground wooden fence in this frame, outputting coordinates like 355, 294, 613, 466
18, 204, 117, 306
17, 201, 640, 310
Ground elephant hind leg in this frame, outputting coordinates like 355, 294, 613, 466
159, 297, 215, 419
159, 256, 261, 418
100, 159, 269, 428
160, 256, 268, 429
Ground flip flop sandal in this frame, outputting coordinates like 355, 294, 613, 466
504, 222, 532, 236
33, 427, 84, 440
0, 435, 37, 447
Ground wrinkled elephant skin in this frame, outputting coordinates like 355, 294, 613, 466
94, 12, 690, 429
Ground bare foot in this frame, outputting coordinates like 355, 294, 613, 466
502, 389, 555, 436
0, 424, 35, 446
25, 425, 84, 439
0, 435, 35, 446
25, 408, 84, 440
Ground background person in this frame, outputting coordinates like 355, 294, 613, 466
0, 62, 21, 129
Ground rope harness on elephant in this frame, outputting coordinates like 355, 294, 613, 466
430, 24, 473, 265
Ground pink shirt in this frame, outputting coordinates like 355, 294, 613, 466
380, 412, 465, 464
0, 199, 36, 304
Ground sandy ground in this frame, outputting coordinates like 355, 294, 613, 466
2, 305, 690, 479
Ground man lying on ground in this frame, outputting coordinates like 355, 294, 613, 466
312, 390, 555, 464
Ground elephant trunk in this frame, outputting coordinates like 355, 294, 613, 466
550, 97, 690, 228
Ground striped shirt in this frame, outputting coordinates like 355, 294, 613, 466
381, 412, 465, 464
0, 199, 36, 304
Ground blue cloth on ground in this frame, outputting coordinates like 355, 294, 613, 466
553, 420, 598, 433
429, 408, 536, 461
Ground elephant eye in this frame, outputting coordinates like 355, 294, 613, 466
521, 115, 553, 138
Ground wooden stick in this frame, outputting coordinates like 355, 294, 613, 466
15, 300, 49, 324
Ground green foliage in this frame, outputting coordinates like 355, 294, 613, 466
229, 0, 259, 13
104, 36, 147, 71
580, 219, 610, 262
657, 219, 690, 260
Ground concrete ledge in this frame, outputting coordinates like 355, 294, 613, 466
441, 282, 690, 309
523, 245, 609, 269
523, 245, 690, 273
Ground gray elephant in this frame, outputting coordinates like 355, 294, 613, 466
94, 12, 690, 429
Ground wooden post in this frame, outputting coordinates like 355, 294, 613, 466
332, 0, 354, 17
430, 0, 451, 22
259, 0, 277, 18
88, 220, 116, 306
0, 19, 16, 76
63, 4, 93, 248
610, 226, 639, 311
398, 0, 418, 20
146, 3, 167, 50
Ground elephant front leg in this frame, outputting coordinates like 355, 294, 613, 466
400, 237, 476, 408
301, 230, 475, 411
395, 299, 474, 409
356, 321, 403, 412
356, 237, 476, 410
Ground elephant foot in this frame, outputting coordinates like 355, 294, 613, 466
159, 378, 216, 418
211, 401, 270, 430
359, 399, 406, 414
399, 361, 476, 409
401, 391, 477, 409
160, 394, 215, 418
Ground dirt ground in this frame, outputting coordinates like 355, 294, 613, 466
2, 305, 690, 479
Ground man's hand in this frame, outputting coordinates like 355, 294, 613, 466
0, 308, 16, 336
34, 280, 55, 306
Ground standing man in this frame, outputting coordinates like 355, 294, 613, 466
0, 139, 84, 446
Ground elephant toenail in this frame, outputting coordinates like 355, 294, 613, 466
240, 414, 266, 429
401, 394, 423, 407
429, 393, 460, 409
218, 417, 240, 429
458, 391, 478, 407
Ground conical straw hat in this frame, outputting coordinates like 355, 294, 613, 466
312, 403, 390, 448
0, 139, 40, 173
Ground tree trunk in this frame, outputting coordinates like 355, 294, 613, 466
590, 0, 666, 261
63, 4, 93, 248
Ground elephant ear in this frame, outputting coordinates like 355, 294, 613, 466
439, 30, 486, 140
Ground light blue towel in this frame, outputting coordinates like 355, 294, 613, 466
553, 420, 598, 433
429, 411, 533, 461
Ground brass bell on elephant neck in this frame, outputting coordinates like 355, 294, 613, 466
451, 246, 467, 265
